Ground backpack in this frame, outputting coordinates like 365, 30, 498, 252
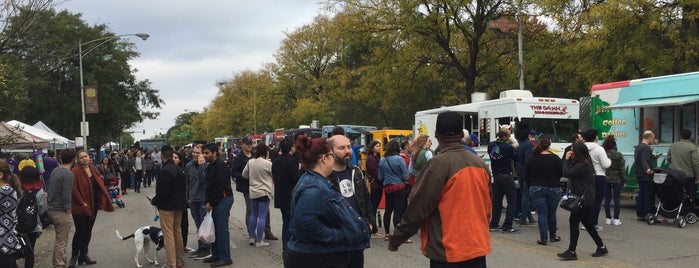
16, 190, 39, 233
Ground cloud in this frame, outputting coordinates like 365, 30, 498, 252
59, 0, 323, 142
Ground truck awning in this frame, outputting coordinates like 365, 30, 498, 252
608, 94, 699, 109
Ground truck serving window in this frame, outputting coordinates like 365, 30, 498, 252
527, 118, 577, 143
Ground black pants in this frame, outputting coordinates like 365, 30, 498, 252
23, 232, 40, 268
384, 187, 408, 234
134, 170, 143, 192
0, 253, 18, 268
72, 213, 97, 256
430, 256, 486, 268
567, 206, 604, 252
285, 249, 363, 268
181, 208, 189, 247
370, 186, 383, 233
120, 172, 131, 192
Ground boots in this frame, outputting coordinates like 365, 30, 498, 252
78, 254, 97, 265
67, 252, 78, 268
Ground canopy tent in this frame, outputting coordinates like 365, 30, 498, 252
0, 121, 50, 149
33, 120, 61, 136
7, 120, 74, 149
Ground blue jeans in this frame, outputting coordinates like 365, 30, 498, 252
604, 182, 622, 219
520, 180, 535, 223
592, 175, 606, 225
530, 186, 562, 241
190, 201, 209, 250
490, 174, 517, 229
249, 196, 270, 241
211, 196, 233, 262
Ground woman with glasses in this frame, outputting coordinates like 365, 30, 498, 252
286, 137, 370, 268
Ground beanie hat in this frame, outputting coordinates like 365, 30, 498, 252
436, 111, 462, 136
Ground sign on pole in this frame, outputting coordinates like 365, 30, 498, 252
487, 18, 519, 32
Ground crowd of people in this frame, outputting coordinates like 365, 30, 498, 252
1, 111, 698, 268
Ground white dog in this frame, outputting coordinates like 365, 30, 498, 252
116, 226, 164, 268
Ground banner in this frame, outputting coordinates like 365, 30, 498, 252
84, 85, 99, 114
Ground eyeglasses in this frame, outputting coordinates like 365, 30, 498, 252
324, 153, 334, 158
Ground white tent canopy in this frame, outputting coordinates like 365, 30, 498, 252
7, 120, 75, 149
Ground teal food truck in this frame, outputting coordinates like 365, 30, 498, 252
590, 72, 699, 200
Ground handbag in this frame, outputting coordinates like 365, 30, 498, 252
560, 192, 583, 211
16, 233, 33, 259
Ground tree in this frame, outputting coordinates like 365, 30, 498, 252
0, 9, 163, 149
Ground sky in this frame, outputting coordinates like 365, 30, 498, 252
59, 0, 325, 141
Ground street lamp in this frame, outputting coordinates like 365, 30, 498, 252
79, 33, 149, 151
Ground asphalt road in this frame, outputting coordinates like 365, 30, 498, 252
30, 188, 699, 268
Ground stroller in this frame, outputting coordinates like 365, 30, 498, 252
645, 168, 697, 228
105, 175, 125, 208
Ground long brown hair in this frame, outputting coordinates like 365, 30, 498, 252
412, 135, 429, 162
0, 159, 22, 195
533, 136, 552, 155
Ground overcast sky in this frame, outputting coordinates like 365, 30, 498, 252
59, 0, 324, 142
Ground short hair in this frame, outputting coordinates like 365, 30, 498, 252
331, 126, 345, 137
583, 129, 598, 142
680, 129, 692, 140
59, 149, 76, 164
254, 143, 269, 158
203, 143, 219, 156
642, 130, 654, 140
570, 132, 581, 142
279, 138, 293, 154
497, 130, 510, 139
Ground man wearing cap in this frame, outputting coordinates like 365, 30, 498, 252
389, 111, 491, 267
151, 145, 187, 268
231, 137, 278, 241
488, 128, 520, 234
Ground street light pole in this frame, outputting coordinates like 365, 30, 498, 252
79, 33, 149, 151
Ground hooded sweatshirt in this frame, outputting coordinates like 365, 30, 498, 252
585, 142, 612, 176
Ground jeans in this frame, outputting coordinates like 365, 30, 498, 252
190, 201, 209, 250
49, 211, 73, 267
370, 186, 383, 233
430, 256, 486, 268
685, 178, 697, 203
159, 210, 184, 267
383, 187, 407, 234
592, 175, 606, 225
211, 196, 233, 262
530, 186, 562, 241
490, 174, 517, 229
285, 249, 364, 268
636, 180, 655, 218
243, 192, 272, 235
604, 182, 622, 219
280, 207, 291, 263
520, 180, 535, 223
567, 205, 604, 252
249, 196, 271, 241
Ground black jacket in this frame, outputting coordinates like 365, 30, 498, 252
272, 154, 300, 210
231, 152, 251, 194
563, 159, 595, 207
206, 157, 233, 206
151, 159, 187, 211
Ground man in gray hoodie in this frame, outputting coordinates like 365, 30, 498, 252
185, 144, 210, 259
583, 129, 611, 231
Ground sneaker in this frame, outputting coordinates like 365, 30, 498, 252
185, 246, 195, 253
613, 219, 622, 226
605, 218, 612, 225
248, 238, 255, 246
592, 246, 609, 257
580, 224, 586, 230
557, 250, 578, 260
192, 250, 211, 260
500, 227, 521, 234
371, 233, 385, 239
489, 225, 501, 232
550, 235, 561, 242
202, 256, 219, 263
255, 241, 270, 248
595, 225, 604, 231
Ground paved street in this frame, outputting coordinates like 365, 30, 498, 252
32, 188, 699, 268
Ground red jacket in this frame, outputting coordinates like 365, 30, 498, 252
71, 165, 114, 218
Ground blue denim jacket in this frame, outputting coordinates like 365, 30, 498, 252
288, 169, 370, 253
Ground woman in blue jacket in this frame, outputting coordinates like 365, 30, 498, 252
287, 137, 370, 268
378, 140, 409, 240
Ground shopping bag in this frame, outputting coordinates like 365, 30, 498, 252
198, 211, 215, 243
